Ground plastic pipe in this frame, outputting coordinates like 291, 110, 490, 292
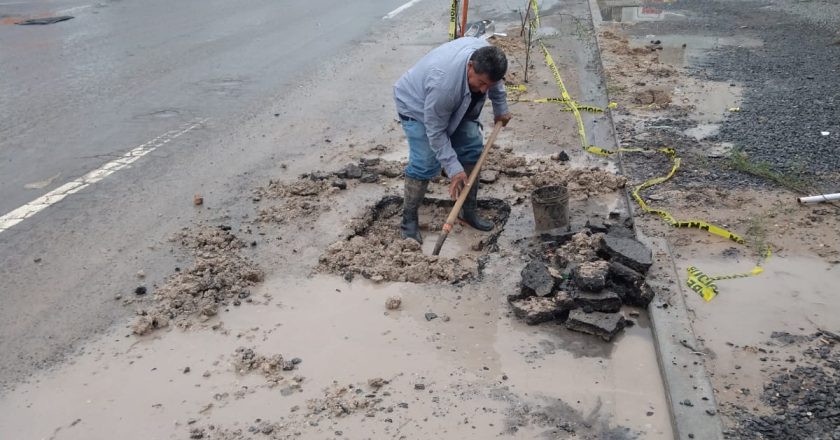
797, 193, 840, 204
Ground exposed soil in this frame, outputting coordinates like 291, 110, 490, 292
487, 147, 627, 196
131, 226, 264, 335
317, 196, 510, 283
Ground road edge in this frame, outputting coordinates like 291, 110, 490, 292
583, 0, 726, 438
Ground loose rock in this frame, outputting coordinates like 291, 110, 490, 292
385, 296, 402, 310
573, 260, 609, 291
565, 310, 627, 341
599, 233, 652, 273
572, 290, 623, 313
520, 261, 556, 297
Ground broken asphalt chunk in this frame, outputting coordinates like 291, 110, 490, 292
598, 233, 652, 274
509, 292, 575, 325
520, 261, 556, 297
572, 290, 622, 313
565, 309, 626, 341
606, 261, 655, 307
337, 164, 363, 179
573, 260, 609, 291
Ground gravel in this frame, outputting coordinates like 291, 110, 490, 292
623, 0, 840, 190
726, 335, 840, 439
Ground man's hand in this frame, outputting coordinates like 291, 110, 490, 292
495, 112, 513, 127
449, 171, 468, 200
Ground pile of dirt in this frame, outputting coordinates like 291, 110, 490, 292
255, 158, 405, 224
318, 196, 509, 283
187, 378, 395, 440
487, 147, 627, 197
523, 163, 628, 197
486, 147, 529, 174
232, 346, 300, 383
632, 89, 671, 107
255, 178, 335, 224
131, 226, 264, 335
306, 378, 393, 419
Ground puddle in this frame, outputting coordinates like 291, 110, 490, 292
684, 123, 719, 140
680, 256, 840, 409
598, 4, 686, 23
674, 79, 742, 123
682, 256, 840, 352
0, 273, 672, 439
627, 34, 763, 68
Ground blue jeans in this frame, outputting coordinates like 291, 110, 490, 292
402, 119, 483, 180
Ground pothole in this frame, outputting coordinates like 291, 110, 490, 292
317, 195, 510, 284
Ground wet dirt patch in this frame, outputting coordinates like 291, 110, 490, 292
254, 158, 405, 224
131, 226, 264, 335
486, 147, 627, 197
490, 387, 639, 438
317, 195, 510, 283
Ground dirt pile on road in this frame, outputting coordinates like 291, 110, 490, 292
255, 178, 335, 224
255, 158, 405, 224
486, 147, 627, 196
318, 196, 509, 283
306, 378, 394, 419
232, 346, 300, 382
131, 226, 264, 335
317, 198, 477, 283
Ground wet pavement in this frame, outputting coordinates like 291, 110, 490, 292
0, 0, 410, 388
0, 273, 672, 439
0, 0, 681, 437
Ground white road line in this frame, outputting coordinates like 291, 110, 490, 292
57, 4, 93, 15
0, 118, 206, 234
383, 0, 423, 19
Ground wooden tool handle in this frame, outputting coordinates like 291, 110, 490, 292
432, 121, 504, 256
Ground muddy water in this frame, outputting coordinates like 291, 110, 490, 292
678, 256, 840, 407
0, 272, 672, 439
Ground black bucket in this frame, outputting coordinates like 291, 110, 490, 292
531, 184, 569, 232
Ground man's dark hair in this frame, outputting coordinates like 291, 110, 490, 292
470, 46, 507, 82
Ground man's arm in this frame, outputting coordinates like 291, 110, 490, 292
488, 79, 512, 126
423, 69, 464, 179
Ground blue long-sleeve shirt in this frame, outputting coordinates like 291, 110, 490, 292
394, 37, 509, 178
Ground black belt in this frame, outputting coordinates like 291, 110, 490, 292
398, 113, 418, 122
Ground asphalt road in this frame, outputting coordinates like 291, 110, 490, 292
0, 0, 411, 390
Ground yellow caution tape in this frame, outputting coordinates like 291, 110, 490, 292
513, 97, 617, 113
686, 267, 719, 302
506, 84, 528, 92
529, 0, 540, 28
532, 28, 770, 300
449, 0, 458, 40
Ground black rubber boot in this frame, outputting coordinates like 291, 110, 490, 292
458, 164, 494, 231
400, 177, 429, 243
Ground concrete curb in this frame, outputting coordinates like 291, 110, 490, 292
582, 0, 726, 438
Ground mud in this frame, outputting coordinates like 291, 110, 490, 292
132, 226, 264, 335
317, 196, 510, 283
486, 147, 628, 197
254, 158, 405, 224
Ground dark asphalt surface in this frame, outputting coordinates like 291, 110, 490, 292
0, 0, 410, 390
617, 0, 840, 192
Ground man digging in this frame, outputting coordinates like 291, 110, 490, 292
394, 37, 512, 244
